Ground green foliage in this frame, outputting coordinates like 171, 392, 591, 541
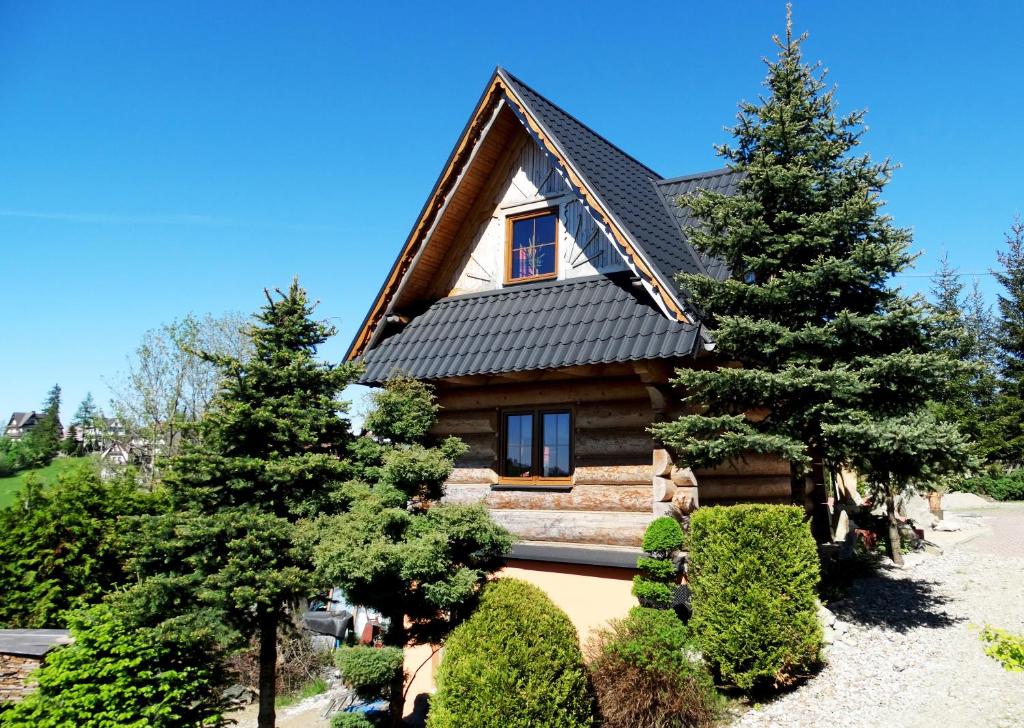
335, 646, 405, 701
928, 256, 1001, 464
332, 714, 378, 728
428, 579, 594, 728
276, 678, 329, 707
363, 375, 439, 444
991, 217, 1024, 464
641, 516, 685, 554
649, 18, 967, 538
0, 601, 232, 728
310, 500, 512, 645
980, 626, 1024, 672
688, 505, 822, 691
127, 280, 362, 721
955, 471, 1024, 501
587, 608, 720, 728
0, 460, 158, 628
632, 517, 683, 610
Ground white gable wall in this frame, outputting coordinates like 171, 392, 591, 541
448, 139, 628, 296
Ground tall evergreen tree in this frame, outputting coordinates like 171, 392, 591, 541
991, 215, 1024, 463
651, 9, 968, 560
928, 256, 999, 464
72, 392, 101, 452
133, 281, 361, 728
26, 384, 63, 466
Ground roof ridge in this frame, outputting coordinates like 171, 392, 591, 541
657, 167, 736, 185
497, 67, 663, 181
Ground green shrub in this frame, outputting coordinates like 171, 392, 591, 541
332, 713, 378, 728
335, 646, 404, 702
632, 517, 684, 609
980, 626, 1024, 671
689, 505, 822, 691
0, 462, 158, 628
0, 602, 231, 727
428, 578, 593, 728
587, 607, 720, 728
954, 471, 1024, 501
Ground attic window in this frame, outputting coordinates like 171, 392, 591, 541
506, 210, 557, 283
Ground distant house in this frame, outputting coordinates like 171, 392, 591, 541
4, 412, 45, 440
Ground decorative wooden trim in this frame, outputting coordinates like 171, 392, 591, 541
503, 207, 559, 285
346, 70, 688, 362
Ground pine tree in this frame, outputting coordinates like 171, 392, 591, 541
991, 215, 1024, 463
72, 393, 100, 452
651, 8, 968, 562
928, 256, 999, 465
25, 384, 62, 466
309, 376, 512, 726
134, 281, 361, 728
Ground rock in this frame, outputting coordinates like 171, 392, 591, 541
942, 492, 993, 510
833, 620, 850, 635
834, 510, 851, 542
223, 684, 257, 705
934, 519, 963, 532
817, 602, 837, 628
902, 493, 933, 524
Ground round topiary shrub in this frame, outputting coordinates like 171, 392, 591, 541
427, 578, 594, 728
586, 607, 720, 728
632, 516, 685, 609
688, 504, 822, 691
335, 645, 404, 702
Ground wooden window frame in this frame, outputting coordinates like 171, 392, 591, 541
497, 407, 574, 487
504, 208, 559, 285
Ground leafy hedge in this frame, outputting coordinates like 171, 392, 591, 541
688, 505, 822, 691
587, 607, 720, 728
0, 602, 230, 727
427, 579, 593, 728
954, 471, 1024, 501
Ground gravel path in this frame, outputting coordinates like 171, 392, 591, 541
735, 504, 1024, 728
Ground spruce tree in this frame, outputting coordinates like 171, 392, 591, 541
72, 392, 100, 452
134, 281, 360, 728
651, 9, 968, 560
991, 216, 1024, 464
928, 256, 999, 465
26, 384, 62, 465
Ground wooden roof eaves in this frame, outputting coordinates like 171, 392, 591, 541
345, 69, 509, 361
346, 68, 689, 361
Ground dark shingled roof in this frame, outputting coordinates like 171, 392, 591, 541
656, 169, 745, 281
0, 629, 72, 658
500, 69, 737, 298
358, 275, 701, 385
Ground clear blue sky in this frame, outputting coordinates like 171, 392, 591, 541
2, 1, 1022, 422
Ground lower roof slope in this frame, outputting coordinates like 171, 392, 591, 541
357, 274, 701, 385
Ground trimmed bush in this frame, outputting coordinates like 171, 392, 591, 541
689, 505, 822, 691
427, 578, 593, 728
587, 607, 720, 728
332, 713, 378, 728
632, 517, 684, 609
335, 646, 404, 702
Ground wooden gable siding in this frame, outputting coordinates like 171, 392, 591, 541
432, 363, 802, 548
445, 133, 628, 296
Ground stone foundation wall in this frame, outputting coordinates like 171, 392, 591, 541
0, 653, 41, 703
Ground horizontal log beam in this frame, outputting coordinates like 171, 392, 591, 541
437, 378, 649, 411
489, 509, 654, 547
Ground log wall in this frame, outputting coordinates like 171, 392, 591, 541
434, 371, 798, 548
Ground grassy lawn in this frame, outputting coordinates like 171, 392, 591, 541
0, 456, 93, 508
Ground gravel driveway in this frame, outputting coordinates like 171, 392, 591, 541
735, 503, 1024, 728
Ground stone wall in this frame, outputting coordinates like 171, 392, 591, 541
0, 653, 41, 703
